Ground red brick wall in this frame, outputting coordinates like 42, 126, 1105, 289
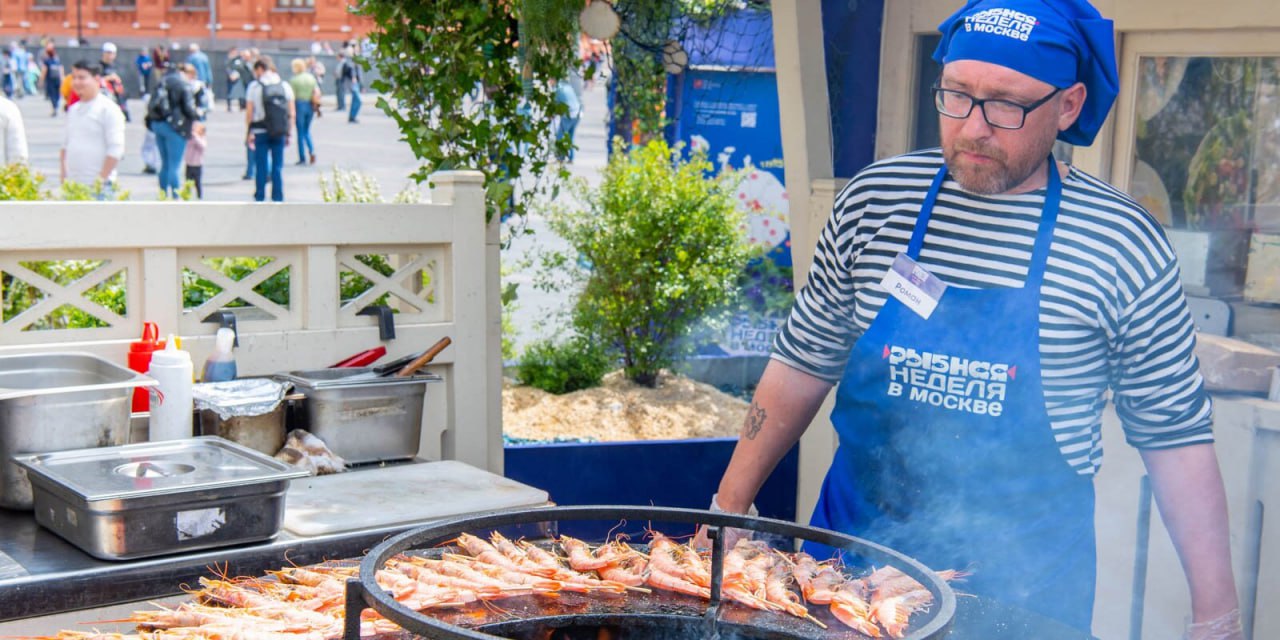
0, 0, 373, 46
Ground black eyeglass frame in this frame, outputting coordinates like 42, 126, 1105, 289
931, 82, 1062, 130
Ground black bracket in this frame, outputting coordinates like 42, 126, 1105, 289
343, 578, 365, 640
201, 310, 239, 347
357, 304, 396, 341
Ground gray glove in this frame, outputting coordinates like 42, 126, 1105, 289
1183, 608, 1243, 640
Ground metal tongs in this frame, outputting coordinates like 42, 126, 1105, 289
341, 337, 452, 382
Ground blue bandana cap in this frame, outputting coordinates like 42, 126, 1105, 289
933, 0, 1119, 146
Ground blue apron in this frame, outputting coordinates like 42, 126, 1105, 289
806, 159, 1096, 632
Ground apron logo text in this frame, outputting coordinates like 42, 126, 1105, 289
882, 345, 1015, 417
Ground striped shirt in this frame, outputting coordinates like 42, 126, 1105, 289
775, 150, 1212, 474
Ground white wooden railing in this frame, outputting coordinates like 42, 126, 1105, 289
0, 170, 504, 474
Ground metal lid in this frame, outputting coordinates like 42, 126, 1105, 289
0, 351, 156, 401
277, 367, 442, 390
12, 436, 308, 501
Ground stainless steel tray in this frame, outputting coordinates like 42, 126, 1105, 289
12, 436, 308, 560
0, 351, 158, 510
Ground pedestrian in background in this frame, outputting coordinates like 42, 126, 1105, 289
12, 42, 30, 98
225, 47, 245, 112
38, 44, 62, 116
135, 46, 152, 97
333, 48, 350, 112
288, 57, 319, 166
2, 49, 14, 99
307, 55, 326, 99
61, 60, 124, 193
147, 45, 168, 95
554, 74, 582, 163
239, 49, 258, 180
181, 63, 209, 120
146, 60, 198, 198
344, 47, 363, 124
245, 55, 294, 202
100, 42, 128, 122
186, 43, 211, 88
0, 91, 28, 163
183, 121, 206, 199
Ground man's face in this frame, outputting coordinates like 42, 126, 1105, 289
71, 69, 98, 98
102, 51, 116, 64
938, 60, 1066, 195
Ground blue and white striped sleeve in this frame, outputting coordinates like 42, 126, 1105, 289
1111, 260, 1214, 448
771, 182, 863, 382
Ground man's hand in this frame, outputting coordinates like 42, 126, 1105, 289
1141, 445, 1240, 633
1183, 608, 1243, 640
692, 493, 756, 551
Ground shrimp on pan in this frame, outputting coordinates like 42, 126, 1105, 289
829, 589, 882, 637
646, 567, 711, 600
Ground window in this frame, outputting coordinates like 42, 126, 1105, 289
32, 0, 65, 8
275, 0, 314, 8
1128, 55, 1279, 231
100, 0, 135, 8
1114, 32, 1280, 300
171, 0, 208, 8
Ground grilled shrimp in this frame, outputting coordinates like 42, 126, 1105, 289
829, 589, 882, 637
560, 535, 626, 571
871, 592, 930, 638
764, 556, 810, 619
596, 547, 648, 587
646, 567, 712, 599
454, 532, 522, 570
868, 570, 927, 602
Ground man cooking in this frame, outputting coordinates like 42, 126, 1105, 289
706, 1, 1242, 638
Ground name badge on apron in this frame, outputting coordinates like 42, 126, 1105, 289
880, 253, 947, 319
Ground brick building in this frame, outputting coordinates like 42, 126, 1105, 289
0, 0, 372, 47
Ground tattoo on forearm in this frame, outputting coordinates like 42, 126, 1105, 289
745, 402, 766, 440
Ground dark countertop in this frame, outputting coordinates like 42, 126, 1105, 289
0, 507, 419, 622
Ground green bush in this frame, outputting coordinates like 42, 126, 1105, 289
548, 139, 751, 387
516, 337, 611, 395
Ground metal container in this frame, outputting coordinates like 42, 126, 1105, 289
193, 379, 290, 455
0, 352, 157, 510
277, 368, 440, 464
12, 436, 308, 560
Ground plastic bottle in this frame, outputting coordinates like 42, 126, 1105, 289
127, 322, 165, 412
202, 327, 238, 382
148, 337, 194, 441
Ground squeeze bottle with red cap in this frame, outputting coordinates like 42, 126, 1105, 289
127, 322, 165, 412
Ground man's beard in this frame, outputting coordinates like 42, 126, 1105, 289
943, 133, 1056, 195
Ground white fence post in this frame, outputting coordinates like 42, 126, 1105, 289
429, 170, 501, 474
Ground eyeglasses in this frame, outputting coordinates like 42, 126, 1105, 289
932, 83, 1062, 130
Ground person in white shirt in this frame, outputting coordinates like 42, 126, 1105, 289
0, 94, 28, 163
61, 60, 124, 189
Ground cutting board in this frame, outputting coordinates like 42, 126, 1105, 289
282, 461, 549, 536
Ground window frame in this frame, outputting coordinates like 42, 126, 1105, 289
1110, 29, 1280, 205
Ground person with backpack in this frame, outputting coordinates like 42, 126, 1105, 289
38, 44, 62, 116
145, 60, 199, 197
244, 55, 294, 202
